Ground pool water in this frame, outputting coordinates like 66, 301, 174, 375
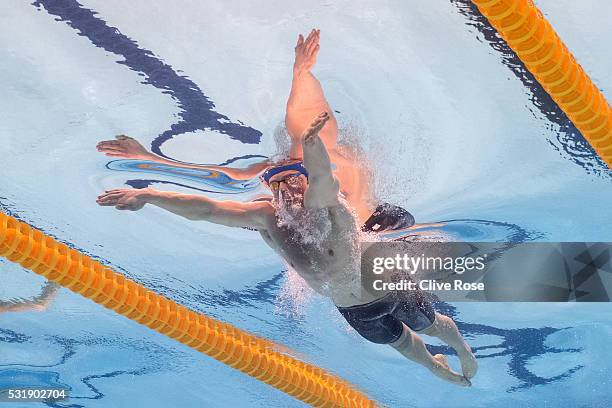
1, 1, 611, 407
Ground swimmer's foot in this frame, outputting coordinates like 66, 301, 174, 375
457, 343, 479, 380
293, 28, 320, 76
431, 354, 471, 387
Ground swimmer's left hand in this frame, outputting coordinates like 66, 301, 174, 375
96, 188, 150, 211
96, 135, 152, 160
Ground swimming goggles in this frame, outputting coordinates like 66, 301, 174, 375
260, 162, 309, 192
269, 173, 308, 191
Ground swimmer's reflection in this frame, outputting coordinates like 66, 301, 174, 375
0, 281, 59, 313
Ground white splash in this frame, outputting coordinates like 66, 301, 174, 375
274, 265, 315, 318
276, 202, 332, 251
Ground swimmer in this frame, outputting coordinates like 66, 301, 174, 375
96, 29, 413, 230
97, 111, 477, 386
0, 281, 59, 313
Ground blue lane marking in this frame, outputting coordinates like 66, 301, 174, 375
32, 0, 262, 160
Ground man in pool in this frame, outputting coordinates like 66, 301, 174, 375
97, 110, 477, 386
96, 29, 414, 232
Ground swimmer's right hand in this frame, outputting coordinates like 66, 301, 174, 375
96, 188, 151, 211
302, 111, 330, 145
96, 135, 152, 160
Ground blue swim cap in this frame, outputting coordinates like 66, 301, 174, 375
261, 162, 309, 183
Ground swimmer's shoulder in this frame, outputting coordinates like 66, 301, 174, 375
250, 197, 274, 212
327, 202, 359, 230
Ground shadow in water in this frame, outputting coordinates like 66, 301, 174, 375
0, 330, 184, 408
433, 302, 583, 392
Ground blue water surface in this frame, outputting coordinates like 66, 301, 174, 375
1, 1, 611, 407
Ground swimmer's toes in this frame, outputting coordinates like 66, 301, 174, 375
432, 354, 471, 387
452, 374, 471, 387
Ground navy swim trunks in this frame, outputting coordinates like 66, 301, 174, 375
362, 203, 415, 233
337, 290, 436, 344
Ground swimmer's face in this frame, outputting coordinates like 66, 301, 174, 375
267, 170, 307, 207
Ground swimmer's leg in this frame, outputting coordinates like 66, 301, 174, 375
285, 29, 338, 158
391, 323, 471, 386
419, 313, 478, 380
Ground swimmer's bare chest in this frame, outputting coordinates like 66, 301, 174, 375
258, 206, 362, 304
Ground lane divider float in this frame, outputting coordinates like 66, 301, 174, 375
0, 211, 377, 407
471, 0, 612, 167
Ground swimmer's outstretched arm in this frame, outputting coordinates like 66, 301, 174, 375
0, 281, 60, 313
301, 112, 341, 209
97, 188, 272, 229
97, 135, 271, 180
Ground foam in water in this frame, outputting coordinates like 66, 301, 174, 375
274, 266, 316, 318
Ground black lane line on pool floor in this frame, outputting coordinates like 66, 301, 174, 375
32, 0, 263, 162
433, 301, 583, 392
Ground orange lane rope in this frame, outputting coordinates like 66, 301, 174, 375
0, 211, 377, 407
471, 0, 612, 167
